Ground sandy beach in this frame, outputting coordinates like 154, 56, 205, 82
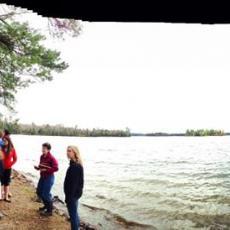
0, 170, 96, 230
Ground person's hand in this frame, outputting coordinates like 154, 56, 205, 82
40, 168, 47, 172
34, 165, 39, 170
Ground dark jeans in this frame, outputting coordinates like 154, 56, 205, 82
0, 160, 3, 177
67, 199, 80, 230
36, 175, 54, 212
0, 168, 12, 186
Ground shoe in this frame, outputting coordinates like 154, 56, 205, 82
4, 198, 11, 203
39, 206, 47, 212
35, 197, 42, 203
40, 210, 53, 217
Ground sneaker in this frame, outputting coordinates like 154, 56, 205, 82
4, 198, 11, 203
34, 196, 42, 203
39, 206, 47, 212
40, 210, 53, 217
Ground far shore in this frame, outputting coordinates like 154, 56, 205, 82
11, 133, 230, 137
1, 119, 227, 137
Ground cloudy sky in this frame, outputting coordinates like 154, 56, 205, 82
10, 11, 230, 133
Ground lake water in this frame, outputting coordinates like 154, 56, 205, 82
12, 135, 230, 229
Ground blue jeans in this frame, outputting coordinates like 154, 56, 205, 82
36, 175, 54, 211
67, 199, 80, 230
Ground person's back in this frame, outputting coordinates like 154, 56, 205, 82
0, 149, 3, 200
0, 138, 4, 149
0, 136, 5, 183
0, 144, 4, 178
0, 138, 4, 159
3, 148, 17, 170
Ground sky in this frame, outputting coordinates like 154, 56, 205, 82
6, 9, 230, 133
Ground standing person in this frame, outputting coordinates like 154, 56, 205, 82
64, 146, 84, 230
0, 131, 4, 201
34, 143, 58, 216
1, 129, 13, 199
0, 130, 17, 202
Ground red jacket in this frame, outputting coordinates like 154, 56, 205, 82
3, 148, 17, 169
39, 152, 58, 178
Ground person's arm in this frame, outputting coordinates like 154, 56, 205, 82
0, 149, 3, 160
78, 166, 84, 192
34, 166, 40, 170
2, 138, 8, 147
45, 155, 58, 174
34, 156, 42, 170
11, 149, 17, 167
0, 139, 4, 148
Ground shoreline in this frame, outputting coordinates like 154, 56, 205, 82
0, 170, 97, 230
0, 170, 155, 230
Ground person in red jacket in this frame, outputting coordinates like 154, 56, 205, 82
0, 129, 16, 201
0, 145, 17, 202
34, 143, 58, 216
0, 131, 5, 201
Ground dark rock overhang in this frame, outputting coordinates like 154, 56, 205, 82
1, 1, 230, 23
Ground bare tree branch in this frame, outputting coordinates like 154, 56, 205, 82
0, 4, 83, 39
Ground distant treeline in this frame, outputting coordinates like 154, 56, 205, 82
131, 133, 180, 136
144, 132, 184, 136
185, 129, 225, 136
0, 119, 131, 137
134, 129, 226, 137
0, 118, 227, 137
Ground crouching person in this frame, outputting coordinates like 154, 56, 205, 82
34, 143, 58, 216
64, 146, 84, 230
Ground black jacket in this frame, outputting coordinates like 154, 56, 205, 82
64, 160, 84, 203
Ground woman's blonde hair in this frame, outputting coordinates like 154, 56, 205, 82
68, 145, 83, 166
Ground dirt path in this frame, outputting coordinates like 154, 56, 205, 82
0, 171, 74, 230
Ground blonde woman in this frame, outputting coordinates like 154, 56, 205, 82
64, 146, 84, 230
